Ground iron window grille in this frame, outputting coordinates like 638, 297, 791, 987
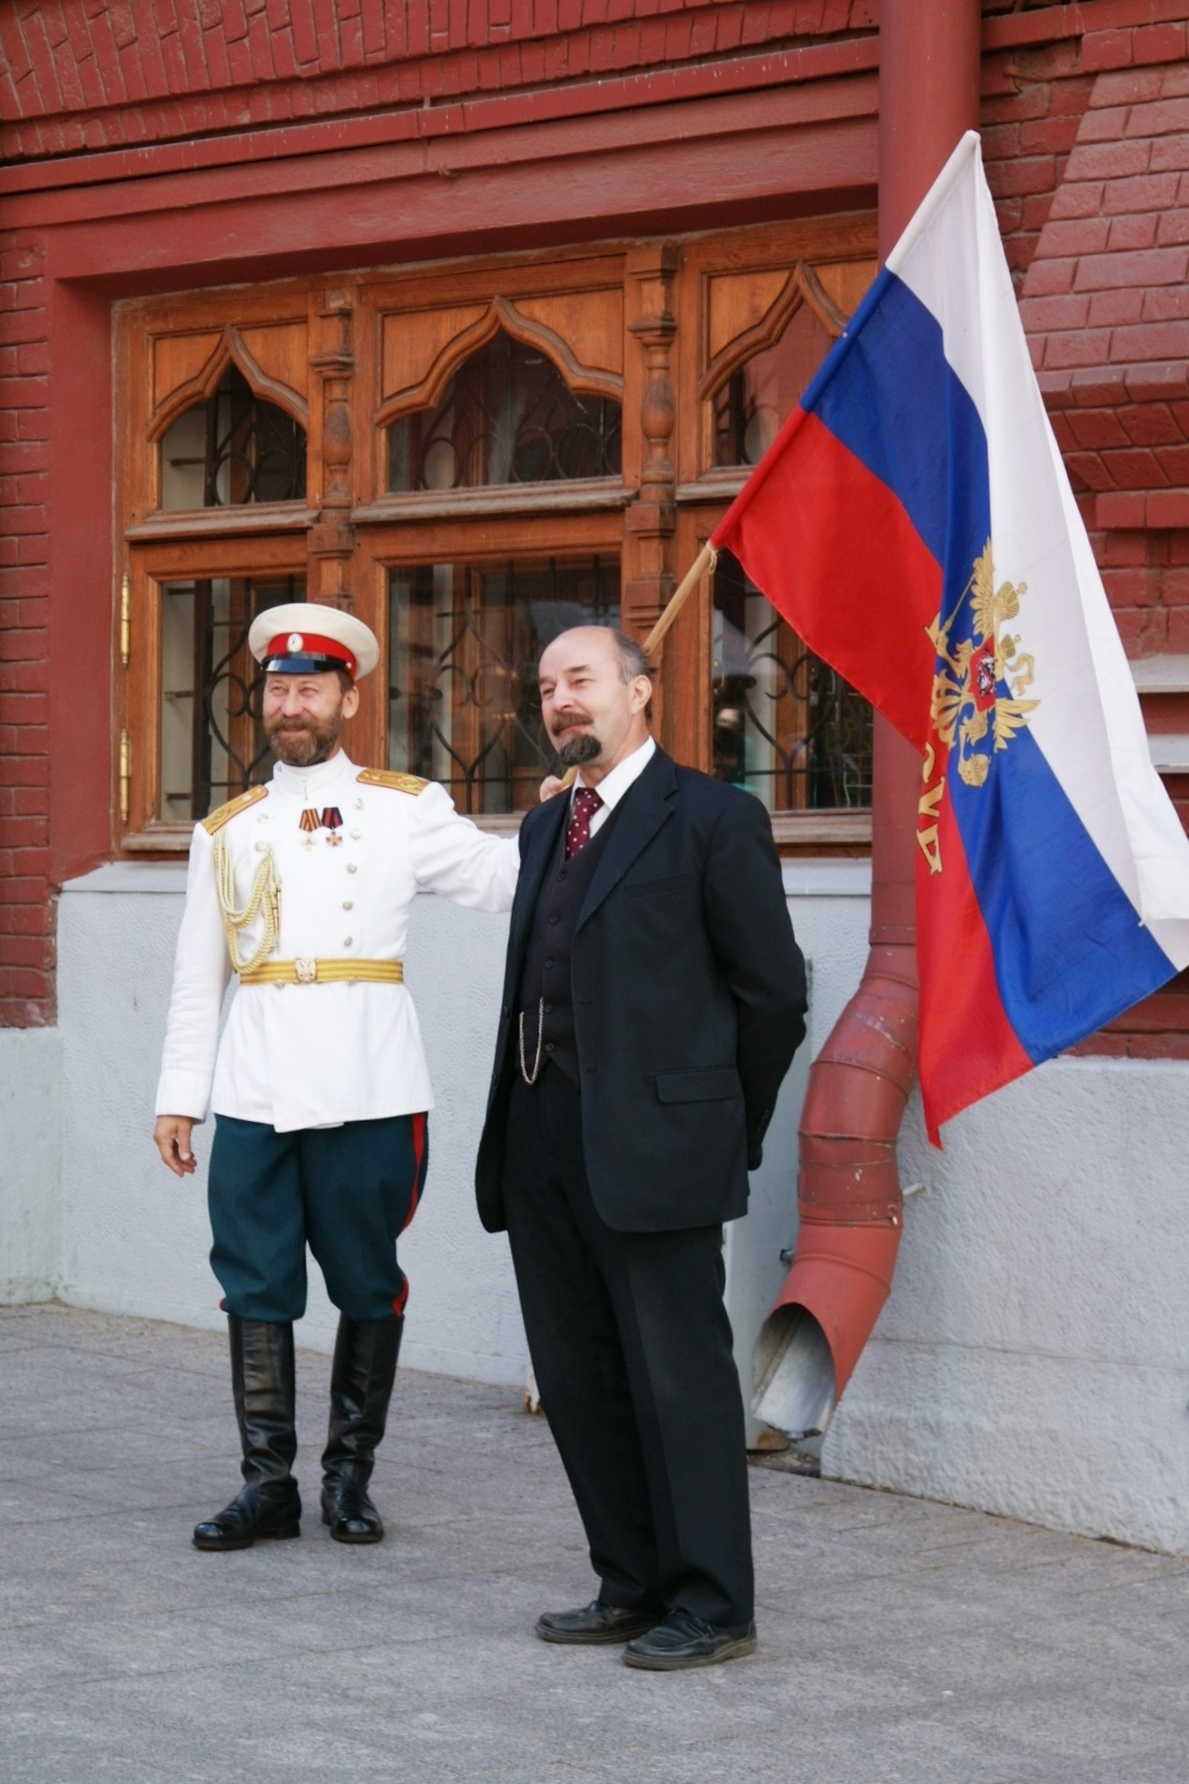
388, 331, 622, 493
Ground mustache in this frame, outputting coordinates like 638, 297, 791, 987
548, 707, 594, 734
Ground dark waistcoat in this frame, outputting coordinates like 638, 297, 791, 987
516, 801, 621, 1083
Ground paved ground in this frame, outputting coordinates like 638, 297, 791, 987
1, 1305, 1187, 1784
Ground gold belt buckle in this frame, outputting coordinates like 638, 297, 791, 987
294, 957, 317, 984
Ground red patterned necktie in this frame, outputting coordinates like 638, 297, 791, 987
566, 786, 604, 858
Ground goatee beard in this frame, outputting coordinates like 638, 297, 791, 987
555, 733, 601, 768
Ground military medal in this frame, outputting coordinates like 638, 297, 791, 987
322, 807, 344, 847
299, 807, 320, 850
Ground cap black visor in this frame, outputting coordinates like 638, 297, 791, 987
262, 654, 352, 678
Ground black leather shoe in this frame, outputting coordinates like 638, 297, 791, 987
321, 1476, 383, 1544
321, 1315, 402, 1546
623, 1610, 758, 1670
193, 1479, 302, 1551
536, 1600, 660, 1645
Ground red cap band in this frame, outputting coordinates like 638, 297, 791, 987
264, 631, 357, 679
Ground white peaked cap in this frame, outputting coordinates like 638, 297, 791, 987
247, 603, 380, 681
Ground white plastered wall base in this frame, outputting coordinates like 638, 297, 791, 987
48, 860, 866, 1390
27, 856, 1189, 1556
824, 1058, 1189, 1556
53, 863, 531, 1382
0, 1026, 62, 1302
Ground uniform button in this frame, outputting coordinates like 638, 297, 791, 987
350, 828, 361, 840
342, 900, 354, 910
548, 913, 560, 925
344, 937, 353, 947
557, 869, 567, 882
544, 1002, 554, 1014
255, 841, 266, 852
544, 959, 554, 971
347, 862, 357, 874
354, 799, 364, 810
545, 1042, 554, 1053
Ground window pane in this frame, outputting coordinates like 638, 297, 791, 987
159, 365, 306, 510
389, 555, 620, 814
387, 330, 621, 492
712, 550, 871, 812
159, 574, 306, 821
713, 302, 834, 468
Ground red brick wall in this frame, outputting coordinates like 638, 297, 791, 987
1018, 49, 1189, 678
982, 36, 1096, 288
0, 0, 877, 161
0, 230, 51, 1027
2, 0, 872, 1028
3, 1, 1189, 1034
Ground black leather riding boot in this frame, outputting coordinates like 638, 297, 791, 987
320, 1315, 403, 1543
193, 1316, 301, 1552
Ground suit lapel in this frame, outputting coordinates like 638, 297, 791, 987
577, 747, 677, 932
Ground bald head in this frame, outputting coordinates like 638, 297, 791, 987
538, 626, 653, 786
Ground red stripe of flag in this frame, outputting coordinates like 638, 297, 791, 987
711, 411, 941, 753
917, 787, 1033, 1140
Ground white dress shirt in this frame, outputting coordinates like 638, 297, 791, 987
156, 752, 519, 1132
577, 734, 656, 836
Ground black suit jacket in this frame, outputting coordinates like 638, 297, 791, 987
475, 747, 808, 1235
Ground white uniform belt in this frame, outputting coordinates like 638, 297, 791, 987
239, 958, 403, 986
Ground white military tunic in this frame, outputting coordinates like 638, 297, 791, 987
156, 751, 519, 1133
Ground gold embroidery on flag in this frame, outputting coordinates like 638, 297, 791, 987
918, 541, 1040, 872
917, 743, 945, 876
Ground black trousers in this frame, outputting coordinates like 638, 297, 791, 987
501, 1065, 753, 1629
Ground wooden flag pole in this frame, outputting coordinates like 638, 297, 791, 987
554, 542, 717, 789
641, 541, 717, 659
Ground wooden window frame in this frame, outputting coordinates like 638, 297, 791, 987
117, 536, 309, 852
113, 221, 878, 858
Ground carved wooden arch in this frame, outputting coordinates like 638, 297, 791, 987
376, 296, 624, 427
147, 324, 310, 442
698, 262, 849, 402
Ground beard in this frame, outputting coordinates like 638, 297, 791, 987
550, 708, 602, 769
555, 732, 601, 768
264, 709, 341, 767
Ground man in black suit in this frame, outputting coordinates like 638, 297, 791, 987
475, 626, 807, 1671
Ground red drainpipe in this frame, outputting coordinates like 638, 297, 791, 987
753, 0, 982, 1439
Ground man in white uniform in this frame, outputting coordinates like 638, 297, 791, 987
154, 605, 518, 1552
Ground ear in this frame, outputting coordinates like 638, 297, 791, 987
628, 674, 652, 715
342, 682, 362, 720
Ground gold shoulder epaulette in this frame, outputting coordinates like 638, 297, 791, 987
357, 768, 429, 796
201, 785, 268, 835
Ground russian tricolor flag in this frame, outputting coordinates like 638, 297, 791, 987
713, 131, 1189, 1142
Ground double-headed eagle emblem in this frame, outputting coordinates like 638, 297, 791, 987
917, 542, 1039, 873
